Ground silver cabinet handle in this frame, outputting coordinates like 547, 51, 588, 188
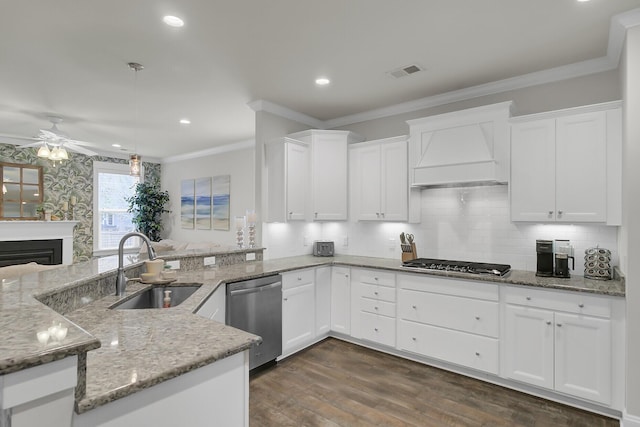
558, 210, 563, 216
374, 328, 378, 332
412, 305, 417, 309
283, 298, 288, 301
475, 316, 480, 320
374, 277, 379, 281
374, 306, 379, 310
546, 321, 552, 325
374, 291, 378, 295
475, 352, 480, 356
578, 303, 584, 308
548, 210, 553, 216
526, 296, 531, 301
557, 323, 562, 327
412, 337, 417, 341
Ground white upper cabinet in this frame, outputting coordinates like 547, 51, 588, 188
288, 130, 364, 221
265, 137, 309, 222
350, 136, 408, 221
510, 102, 622, 224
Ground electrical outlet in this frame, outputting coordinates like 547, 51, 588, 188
203, 256, 216, 266
165, 260, 180, 270
246, 252, 256, 261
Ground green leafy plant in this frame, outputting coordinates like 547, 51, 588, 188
126, 182, 170, 242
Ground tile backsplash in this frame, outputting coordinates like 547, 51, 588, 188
263, 185, 619, 272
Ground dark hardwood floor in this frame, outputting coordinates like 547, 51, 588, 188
250, 338, 618, 427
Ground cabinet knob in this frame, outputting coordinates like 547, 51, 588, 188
376, 213, 380, 217
374, 306, 379, 310
297, 277, 302, 281
374, 291, 378, 295
475, 316, 480, 320
546, 321, 552, 325
412, 337, 417, 341
284, 298, 288, 301
374, 328, 379, 332
314, 212, 318, 218
526, 296, 531, 301
289, 212, 293, 216
558, 210, 563, 216
557, 323, 562, 327
345, 274, 349, 278
548, 210, 553, 216
412, 305, 417, 309
578, 303, 584, 308
374, 277, 379, 281
475, 352, 480, 356
381, 213, 385, 217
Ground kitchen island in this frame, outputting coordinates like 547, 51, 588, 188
0, 251, 625, 426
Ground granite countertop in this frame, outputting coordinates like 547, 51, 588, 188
0, 252, 625, 414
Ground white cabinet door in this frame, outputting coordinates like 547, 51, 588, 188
286, 141, 309, 221
265, 138, 309, 222
353, 143, 382, 221
330, 267, 350, 334
510, 119, 556, 222
380, 139, 408, 221
312, 133, 348, 220
503, 304, 554, 390
282, 282, 315, 356
555, 111, 607, 222
554, 312, 611, 405
315, 267, 331, 336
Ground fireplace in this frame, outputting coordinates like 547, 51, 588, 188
0, 239, 63, 267
0, 221, 77, 265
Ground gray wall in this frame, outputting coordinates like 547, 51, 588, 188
622, 25, 640, 421
334, 70, 620, 140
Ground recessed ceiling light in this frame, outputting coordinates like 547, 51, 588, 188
577, 0, 590, 2
163, 15, 184, 27
179, 119, 191, 125
112, 144, 121, 148
315, 77, 330, 86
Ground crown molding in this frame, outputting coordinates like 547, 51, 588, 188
162, 139, 254, 164
248, 99, 325, 129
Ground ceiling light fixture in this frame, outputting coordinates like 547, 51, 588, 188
128, 62, 144, 177
163, 15, 184, 27
112, 143, 121, 148
315, 77, 330, 86
179, 118, 191, 125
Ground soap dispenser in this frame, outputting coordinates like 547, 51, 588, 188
163, 290, 172, 308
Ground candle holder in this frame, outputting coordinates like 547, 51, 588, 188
246, 209, 257, 248
235, 216, 246, 249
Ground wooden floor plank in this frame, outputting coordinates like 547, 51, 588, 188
249, 339, 619, 427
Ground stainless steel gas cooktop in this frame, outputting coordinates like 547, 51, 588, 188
402, 258, 511, 277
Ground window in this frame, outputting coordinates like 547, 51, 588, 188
93, 161, 143, 255
0, 162, 43, 220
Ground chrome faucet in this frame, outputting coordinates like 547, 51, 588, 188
115, 232, 157, 296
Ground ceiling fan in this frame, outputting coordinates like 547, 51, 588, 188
1, 116, 99, 159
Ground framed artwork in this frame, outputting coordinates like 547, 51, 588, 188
180, 179, 195, 229
212, 175, 230, 230
195, 177, 212, 230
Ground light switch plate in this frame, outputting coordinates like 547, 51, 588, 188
246, 252, 256, 261
203, 256, 216, 266
165, 260, 180, 270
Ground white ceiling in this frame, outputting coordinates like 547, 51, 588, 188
1, 0, 640, 159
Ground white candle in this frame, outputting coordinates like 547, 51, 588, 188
70, 196, 77, 206
235, 216, 246, 230
247, 210, 257, 223
61, 201, 68, 211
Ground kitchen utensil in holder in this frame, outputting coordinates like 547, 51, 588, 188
401, 243, 418, 262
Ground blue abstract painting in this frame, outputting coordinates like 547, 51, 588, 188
212, 175, 230, 230
195, 177, 212, 230
180, 179, 195, 229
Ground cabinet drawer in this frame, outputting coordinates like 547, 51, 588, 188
282, 268, 315, 290
360, 283, 396, 302
398, 273, 498, 301
398, 320, 499, 375
360, 297, 396, 317
398, 289, 499, 338
360, 312, 396, 347
503, 286, 611, 318
352, 268, 395, 287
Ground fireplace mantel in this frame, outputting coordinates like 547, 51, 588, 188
0, 221, 78, 264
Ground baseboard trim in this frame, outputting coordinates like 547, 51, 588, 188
623, 411, 640, 427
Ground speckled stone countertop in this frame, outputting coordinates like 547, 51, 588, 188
0, 251, 625, 415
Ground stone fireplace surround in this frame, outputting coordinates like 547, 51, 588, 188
0, 221, 77, 265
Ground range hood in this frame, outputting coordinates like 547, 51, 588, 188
407, 102, 513, 188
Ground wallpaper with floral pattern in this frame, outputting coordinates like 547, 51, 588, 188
0, 143, 161, 262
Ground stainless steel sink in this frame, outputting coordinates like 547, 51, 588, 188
112, 284, 201, 310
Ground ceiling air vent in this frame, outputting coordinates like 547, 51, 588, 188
387, 64, 424, 79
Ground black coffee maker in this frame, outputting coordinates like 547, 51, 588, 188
536, 240, 554, 277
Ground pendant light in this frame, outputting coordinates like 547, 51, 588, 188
128, 62, 144, 177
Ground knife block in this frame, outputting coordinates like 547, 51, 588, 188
401, 243, 417, 262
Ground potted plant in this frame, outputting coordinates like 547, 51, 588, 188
126, 182, 170, 242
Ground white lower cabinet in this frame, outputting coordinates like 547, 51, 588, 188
282, 269, 316, 357
330, 267, 351, 335
350, 268, 396, 347
502, 286, 613, 406
397, 273, 500, 375
315, 267, 331, 336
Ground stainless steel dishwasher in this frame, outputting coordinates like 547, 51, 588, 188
226, 274, 282, 370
